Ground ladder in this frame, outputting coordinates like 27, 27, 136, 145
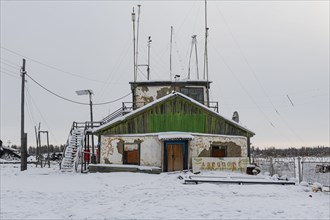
60, 128, 84, 172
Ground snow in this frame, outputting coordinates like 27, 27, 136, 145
158, 132, 194, 140
88, 163, 161, 171
1, 164, 330, 220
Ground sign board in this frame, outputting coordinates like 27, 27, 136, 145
192, 157, 249, 173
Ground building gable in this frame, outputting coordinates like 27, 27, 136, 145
95, 93, 254, 137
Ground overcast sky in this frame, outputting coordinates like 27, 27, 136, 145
1, 0, 329, 148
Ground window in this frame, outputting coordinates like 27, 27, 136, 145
123, 143, 140, 165
211, 145, 227, 157
315, 164, 330, 173
180, 87, 204, 104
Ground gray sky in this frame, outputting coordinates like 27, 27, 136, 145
1, 0, 329, 148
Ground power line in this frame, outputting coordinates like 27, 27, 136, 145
210, 43, 299, 146
93, 93, 132, 106
26, 84, 58, 143
26, 73, 88, 105
0, 57, 20, 67
0, 60, 20, 69
215, 5, 281, 115
1, 70, 20, 79
25, 86, 38, 128
26, 73, 131, 106
214, 5, 305, 145
1, 47, 110, 84
1, 66, 20, 75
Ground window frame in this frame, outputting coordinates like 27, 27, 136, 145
211, 145, 227, 157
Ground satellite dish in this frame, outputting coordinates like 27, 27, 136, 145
232, 111, 239, 123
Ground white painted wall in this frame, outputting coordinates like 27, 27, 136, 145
134, 85, 208, 107
100, 133, 248, 169
100, 135, 162, 167
135, 86, 172, 107
190, 134, 248, 157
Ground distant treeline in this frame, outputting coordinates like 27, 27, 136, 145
7, 145, 330, 157
251, 146, 330, 157
8, 145, 65, 155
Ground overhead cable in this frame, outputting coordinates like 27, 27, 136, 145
1, 47, 108, 84
26, 73, 131, 105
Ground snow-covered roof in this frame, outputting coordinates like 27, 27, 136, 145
94, 92, 254, 135
158, 132, 194, 141
129, 79, 212, 84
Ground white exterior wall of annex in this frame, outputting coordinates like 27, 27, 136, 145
100, 133, 248, 167
100, 135, 162, 167
189, 134, 248, 157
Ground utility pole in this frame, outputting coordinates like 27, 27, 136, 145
20, 59, 27, 171
89, 91, 96, 164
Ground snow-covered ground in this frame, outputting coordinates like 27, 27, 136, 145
1, 164, 329, 220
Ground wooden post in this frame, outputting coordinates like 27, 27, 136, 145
270, 157, 274, 176
46, 131, 50, 168
297, 157, 302, 183
97, 135, 101, 163
20, 59, 27, 171
247, 136, 251, 164
89, 92, 96, 164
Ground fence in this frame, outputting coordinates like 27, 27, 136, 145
300, 157, 330, 187
252, 156, 330, 186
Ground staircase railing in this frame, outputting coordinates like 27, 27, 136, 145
101, 102, 146, 124
60, 121, 102, 171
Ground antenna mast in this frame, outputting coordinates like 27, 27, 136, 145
136, 5, 141, 81
132, 8, 136, 82
147, 36, 152, 80
188, 35, 199, 80
170, 26, 173, 80
188, 35, 199, 79
203, 0, 210, 106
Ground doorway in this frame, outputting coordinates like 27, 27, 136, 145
164, 141, 188, 172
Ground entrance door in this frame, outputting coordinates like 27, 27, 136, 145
125, 150, 139, 165
123, 143, 140, 165
164, 141, 188, 172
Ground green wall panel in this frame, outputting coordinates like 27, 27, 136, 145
149, 114, 206, 133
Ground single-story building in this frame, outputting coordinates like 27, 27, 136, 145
94, 92, 255, 172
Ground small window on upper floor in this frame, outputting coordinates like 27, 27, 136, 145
211, 145, 227, 157
180, 87, 204, 104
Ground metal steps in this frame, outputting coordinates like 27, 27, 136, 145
61, 128, 84, 172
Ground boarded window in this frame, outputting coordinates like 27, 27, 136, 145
123, 143, 140, 165
211, 145, 227, 157
180, 87, 204, 104
315, 164, 330, 173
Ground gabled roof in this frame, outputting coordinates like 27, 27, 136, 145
94, 92, 255, 136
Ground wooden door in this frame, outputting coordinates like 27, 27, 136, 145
126, 150, 139, 165
167, 144, 184, 172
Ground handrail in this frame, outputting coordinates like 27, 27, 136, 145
101, 100, 218, 126
60, 120, 102, 170
208, 101, 219, 113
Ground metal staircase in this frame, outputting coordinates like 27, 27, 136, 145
60, 121, 102, 173
60, 128, 84, 172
